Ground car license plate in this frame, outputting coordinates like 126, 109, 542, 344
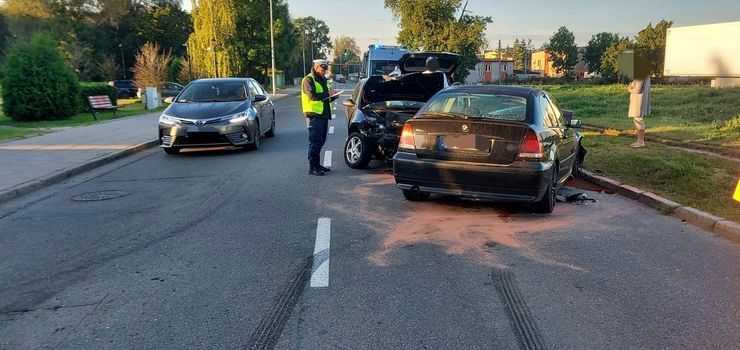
440, 134, 491, 152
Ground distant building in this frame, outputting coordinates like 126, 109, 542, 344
531, 48, 594, 78
531, 50, 560, 77
465, 54, 514, 84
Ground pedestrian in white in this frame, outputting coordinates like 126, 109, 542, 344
628, 76, 650, 148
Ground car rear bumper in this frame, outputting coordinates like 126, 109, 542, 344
158, 123, 255, 148
393, 152, 552, 202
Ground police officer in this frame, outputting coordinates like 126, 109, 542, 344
302, 59, 337, 176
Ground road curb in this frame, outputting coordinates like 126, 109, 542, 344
0, 139, 158, 205
580, 170, 739, 243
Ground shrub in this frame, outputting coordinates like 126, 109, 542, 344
132, 42, 171, 89
1, 33, 81, 121
80, 82, 119, 110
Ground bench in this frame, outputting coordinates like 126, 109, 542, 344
87, 95, 121, 120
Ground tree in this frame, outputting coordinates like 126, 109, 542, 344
599, 38, 632, 83
511, 38, 533, 71
635, 20, 673, 79
187, 0, 239, 78
293, 16, 332, 67
332, 36, 361, 76
584, 32, 620, 74
132, 42, 172, 88
547, 26, 578, 75
134, 1, 192, 57
98, 54, 120, 80
384, 0, 492, 82
2, 32, 80, 121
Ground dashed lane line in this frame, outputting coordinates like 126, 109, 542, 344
329, 126, 334, 134
310, 218, 331, 288
322, 151, 332, 168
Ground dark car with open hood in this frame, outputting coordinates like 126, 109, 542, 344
393, 85, 585, 213
342, 52, 460, 169
157, 78, 275, 155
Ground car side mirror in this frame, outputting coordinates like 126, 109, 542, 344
253, 94, 267, 102
342, 99, 355, 107
569, 119, 582, 128
164, 97, 174, 104
562, 109, 573, 124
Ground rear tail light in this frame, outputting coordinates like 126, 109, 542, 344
517, 130, 544, 159
398, 123, 416, 150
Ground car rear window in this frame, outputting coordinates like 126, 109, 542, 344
177, 82, 247, 102
423, 92, 527, 121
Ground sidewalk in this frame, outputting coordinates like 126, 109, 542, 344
0, 112, 160, 203
0, 91, 296, 204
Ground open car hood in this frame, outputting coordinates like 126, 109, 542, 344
361, 72, 449, 106
398, 52, 460, 74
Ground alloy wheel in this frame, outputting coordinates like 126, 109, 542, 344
346, 136, 362, 164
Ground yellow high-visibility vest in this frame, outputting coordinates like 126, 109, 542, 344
301, 73, 329, 115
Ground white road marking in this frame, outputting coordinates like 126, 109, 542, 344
329, 126, 334, 134
322, 151, 332, 167
332, 113, 336, 119
311, 218, 331, 288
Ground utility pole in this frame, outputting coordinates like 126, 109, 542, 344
118, 44, 126, 79
269, 0, 276, 95
302, 30, 307, 76
183, 43, 192, 82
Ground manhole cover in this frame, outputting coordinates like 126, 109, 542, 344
71, 190, 130, 202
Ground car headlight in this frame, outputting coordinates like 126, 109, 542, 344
226, 112, 249, 124
159, 114, 179, 125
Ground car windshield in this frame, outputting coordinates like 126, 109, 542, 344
176, 82, 248, 102
370, 60, 399, 75
421, 92, 527, 121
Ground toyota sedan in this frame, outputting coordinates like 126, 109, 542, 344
393, 85, 584, 213
158, 78, 275, 154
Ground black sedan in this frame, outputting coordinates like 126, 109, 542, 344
393, 85, 584, 213
158, 78, 275, 155
342, 52, 460, 168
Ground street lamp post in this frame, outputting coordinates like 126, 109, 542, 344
118, 43, 126, 79
302, 30, 307, 76
209, 40, 217, 78
183, 43, 192, 82
269, 0, 276, 95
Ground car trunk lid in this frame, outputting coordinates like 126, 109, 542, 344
408, 118, 530, 165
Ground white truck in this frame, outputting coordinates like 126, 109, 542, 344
360, 44, 410, 78
663, 21, 740, 87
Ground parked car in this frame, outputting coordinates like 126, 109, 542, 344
139, 82, 185, 99
109, 80, 138, 99
158, 78, 276, 155
342, 52, 460, 168
334, 74, 347, 83
393, 85, 585, 213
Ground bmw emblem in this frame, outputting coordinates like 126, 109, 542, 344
195, 120, 205, 126
462, 124, 469, 133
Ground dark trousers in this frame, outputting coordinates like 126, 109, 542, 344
307, 117, 329, 167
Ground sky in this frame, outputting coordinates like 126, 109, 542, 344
183, 0, 740, 55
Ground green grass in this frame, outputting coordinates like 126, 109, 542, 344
540, 85, 740, 149
0, 100, 164, 141
0, 127, 46, 140
582, 131, 740, 222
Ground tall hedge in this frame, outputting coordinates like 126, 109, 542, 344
80, 82, 119, 110
1, 33, 81, 121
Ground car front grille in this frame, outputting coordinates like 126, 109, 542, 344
226, 132, 249, 144
161, 135, 173, 146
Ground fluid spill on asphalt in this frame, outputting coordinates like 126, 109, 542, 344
368, 199, 589, 270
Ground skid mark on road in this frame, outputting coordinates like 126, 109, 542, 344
246, 257, 312, 350
310, 218, 331, 288
492, 269, 548, 350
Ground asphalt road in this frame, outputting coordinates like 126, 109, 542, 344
1, 83, 739, 350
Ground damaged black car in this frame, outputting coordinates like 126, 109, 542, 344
341, 52, 460, 169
